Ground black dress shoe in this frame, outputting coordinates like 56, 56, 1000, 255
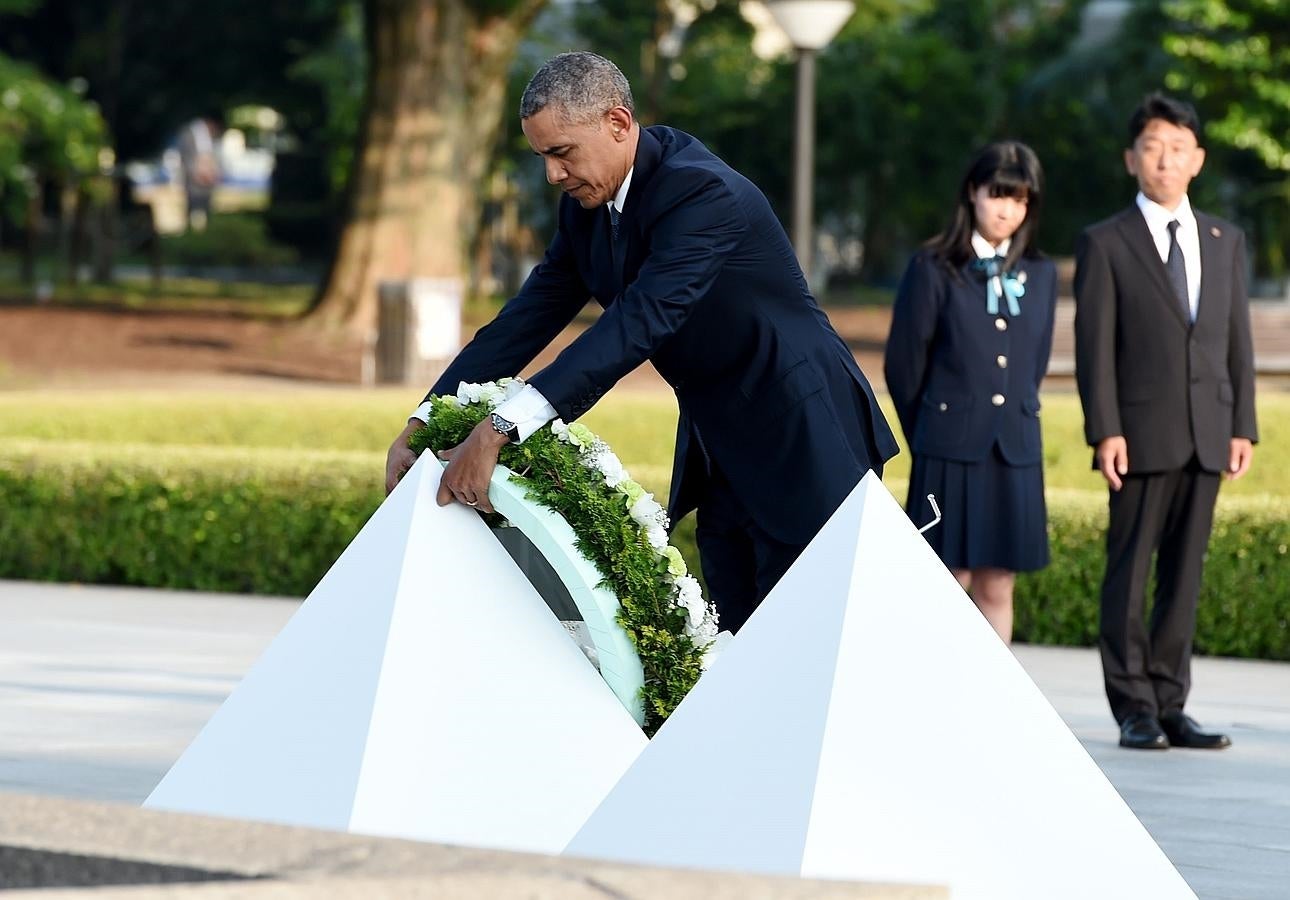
1160, 711, 1232, 749
1119, 713, 1169, 750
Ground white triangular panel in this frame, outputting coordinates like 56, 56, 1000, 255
567, 472, 1195, 899
147, 456, 647, 855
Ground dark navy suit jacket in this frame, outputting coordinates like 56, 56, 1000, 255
430, 126, 898, 545
884, 249, 1057, 465
1074, 207, 1257, 474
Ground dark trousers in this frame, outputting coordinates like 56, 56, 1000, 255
1099, 458, 1220, 724
694, 467, 806, 633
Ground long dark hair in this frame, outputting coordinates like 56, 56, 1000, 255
927, 141, 1044, 276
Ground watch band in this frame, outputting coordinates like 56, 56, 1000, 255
490, 411, 519, 443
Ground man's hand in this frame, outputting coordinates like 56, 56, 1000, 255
436, 418, 509, 513
1226, 438, 1254, 481
385, 420, 424, 495
1096, 435, 1129, 491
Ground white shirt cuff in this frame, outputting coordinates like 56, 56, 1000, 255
495, 385, 557, 443
408, 386, 556, 443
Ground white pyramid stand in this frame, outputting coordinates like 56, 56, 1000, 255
567, 472, 1196, 899
146, 455, 647, 855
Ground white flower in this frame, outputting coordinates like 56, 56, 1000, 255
550, 419, 570, 441
695, 627, 729, 669
501, 377, 526, 401
645, 523, 669, 552
629, 493, 665, 529
685, 613, 719, 643
590, 449, 626, 488
675, 575, 705, 628
478, 382, 506, 407
456, 382, 484, 405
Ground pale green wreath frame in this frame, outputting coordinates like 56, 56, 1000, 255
442, 459, 648, 726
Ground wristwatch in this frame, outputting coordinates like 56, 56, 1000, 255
490, 412, 519, 443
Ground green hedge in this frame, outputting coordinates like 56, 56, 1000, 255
0, 441, 382, 596
1015, 488, 1290, 659
1, 442, 1286, 660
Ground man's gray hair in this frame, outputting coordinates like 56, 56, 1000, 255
520, 52, 634, 124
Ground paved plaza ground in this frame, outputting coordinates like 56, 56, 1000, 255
1, 579, 1287, 898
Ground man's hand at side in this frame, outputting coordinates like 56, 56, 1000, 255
436, 419, 509, 513
1097, 435, 1129, 492
385, 420, 425, 495
1226, 437, 1254, 480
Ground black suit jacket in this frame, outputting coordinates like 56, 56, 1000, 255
430, 126, 898, 544
885, 249, 1057, 465
1074, 205, 1257, 474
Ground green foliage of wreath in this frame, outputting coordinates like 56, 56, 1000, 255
409, 394, 709, 735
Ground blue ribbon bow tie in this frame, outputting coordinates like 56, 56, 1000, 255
974, 255, 1024, 316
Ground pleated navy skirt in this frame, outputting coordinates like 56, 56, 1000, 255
906, 445, 1049, 573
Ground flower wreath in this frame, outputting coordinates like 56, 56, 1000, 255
409, 377, 718, 733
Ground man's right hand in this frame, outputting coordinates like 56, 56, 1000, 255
1096, 435, 1129, 491
385, 420, 424, 495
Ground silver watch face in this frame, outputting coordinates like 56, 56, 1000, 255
491, 413, 515, 434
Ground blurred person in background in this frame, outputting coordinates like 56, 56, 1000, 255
178, 115, 221, 231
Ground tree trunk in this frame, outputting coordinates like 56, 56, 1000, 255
306, 0, 545, 332
21, 186, 41, 286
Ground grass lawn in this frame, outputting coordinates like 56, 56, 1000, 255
0, 386, 1285, 501
0, 276, 317, 318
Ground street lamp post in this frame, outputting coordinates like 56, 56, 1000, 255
765, 1, 855, 285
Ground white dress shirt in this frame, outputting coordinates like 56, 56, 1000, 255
1136, 191, 1201, 320
410, 168, 637, 441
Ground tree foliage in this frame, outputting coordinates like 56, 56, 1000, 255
0, 0, 343, 160
1164, 0, 1290, 172
0, 1, 107, 227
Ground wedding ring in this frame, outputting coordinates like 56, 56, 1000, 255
465, 499, 479, 506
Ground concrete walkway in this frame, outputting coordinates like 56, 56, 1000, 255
1, 579, 1287, 898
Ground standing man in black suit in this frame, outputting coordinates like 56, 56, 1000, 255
384, 52, 898, 633
1075, 93, 1257, 750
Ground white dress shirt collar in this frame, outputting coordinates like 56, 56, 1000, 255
971, 231, 1011, 260
1136, 191, 1196, 234
612, 167, 634, 214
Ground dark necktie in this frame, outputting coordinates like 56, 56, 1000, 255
1166, 219, 1190, 320
609, 205, 621, 243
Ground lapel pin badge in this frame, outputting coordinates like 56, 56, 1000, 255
1210, 226, 1222, 238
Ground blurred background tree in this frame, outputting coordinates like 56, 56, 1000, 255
1163, 0, 1289, 280
0, 0, 108, 284
0, 0, 1285, 315
306, 0, 547, 330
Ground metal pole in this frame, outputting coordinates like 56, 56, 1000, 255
791, 46, 816, 283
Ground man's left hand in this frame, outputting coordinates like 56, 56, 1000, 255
436, 418, 510, 512
1226, 438, 1254, 481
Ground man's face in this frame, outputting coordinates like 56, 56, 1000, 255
522, 105, 633, 209
1124, 118, 1205, 210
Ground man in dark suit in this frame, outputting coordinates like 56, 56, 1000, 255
384, 52, 897, 633
1074, 93, 1257, 750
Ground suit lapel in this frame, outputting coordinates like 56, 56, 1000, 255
611, 128, 667, 291
1117, 207, 1191, 330
1194, 211, 1225, 330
